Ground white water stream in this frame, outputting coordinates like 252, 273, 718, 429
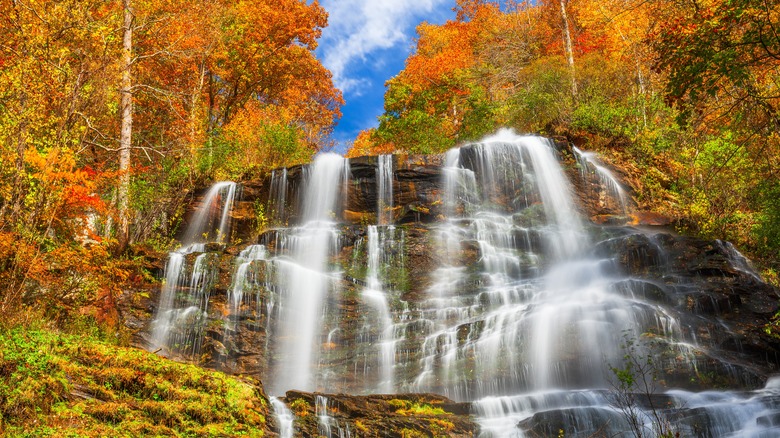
572, 145, 629, 214
267, 153, 348, 394
151, 182, 237, 356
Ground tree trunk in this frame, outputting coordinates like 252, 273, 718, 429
560, 0, 577, 98
189, 57, 207, 176
118, 0, 133, 251
636, 57, 647, 128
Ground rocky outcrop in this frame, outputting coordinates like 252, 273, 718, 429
119, 223, 780, 388
178, 143, 636, 246
269, 391, 475, 438
592, 230, 780, 388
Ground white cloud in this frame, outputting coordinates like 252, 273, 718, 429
318, 0, 451, 95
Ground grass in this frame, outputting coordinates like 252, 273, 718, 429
0, 326, 267, 437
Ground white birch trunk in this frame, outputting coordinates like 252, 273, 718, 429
118, 0, 133, 248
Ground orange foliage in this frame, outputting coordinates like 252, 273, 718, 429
203, 0, 342, 142
345, 129, 395, 158
0, 0, 342, 322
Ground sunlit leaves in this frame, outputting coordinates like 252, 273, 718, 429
365, 0, 505, 154
0, 0, 342, 314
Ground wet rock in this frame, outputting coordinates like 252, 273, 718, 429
592, 232, 666, 275
592, 214, 632, 225
609, 279, 672, 304
518, 406, 626, 437
756, 412, 780, 427
278, 391, 476, 438
632, 211, 674, 226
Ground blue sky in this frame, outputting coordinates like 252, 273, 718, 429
315, 0, 455, 153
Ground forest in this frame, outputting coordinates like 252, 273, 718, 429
1, 0, 780, 435
0, 0, 342, 320
351, 0, 780, 276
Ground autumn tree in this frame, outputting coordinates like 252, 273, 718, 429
0, 0, 124, 316
203, 0, 341, 140
117, 0, 133, 250
652, 0, 780, 256
345, 129, 395, 158
367, 0, 504, 154
113, 0, 342, 242
559, 0, 577, 97
0, 0, 342, 316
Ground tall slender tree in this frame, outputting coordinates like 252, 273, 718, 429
559, 0, 577, 98
118, 0, 133, 251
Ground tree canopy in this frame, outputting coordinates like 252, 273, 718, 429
0, 0, 342, 317
348, 0, 780, 272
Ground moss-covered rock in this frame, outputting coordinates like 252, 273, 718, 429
280, 391, 475, 437
0, 327, 270, 437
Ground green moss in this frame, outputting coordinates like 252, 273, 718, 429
388, 399, 410, 410
401, 403, 448, 416
398, 427, 428, 438
390, 399, 449, 417
288, 398, 311, 417
0, 327, 267, 436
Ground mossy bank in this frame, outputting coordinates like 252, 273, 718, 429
0, 326, 269, 437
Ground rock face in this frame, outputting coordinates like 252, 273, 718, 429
270, 391, 475, 438
118, 135, 780, 436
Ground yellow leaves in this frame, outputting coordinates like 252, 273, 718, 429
200, 0, 340, 145
25, 147, 75, 182
1, 0, 340, 244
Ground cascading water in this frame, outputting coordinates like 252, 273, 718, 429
353, 156, 399, 392
474, 381, 780, 437
148, 131, 780, 436
377, 154, 394, 225
182, 181, 237, 244
269, 168, 289, 224
412, 132, 601, 398
358, 225, 401, 393
572, 145, 629, 214
265, 153, 348, 394
269, 396, 294, 438
151, 181, 237, 356
317, 395, 352, 438
222, 244, 267, 354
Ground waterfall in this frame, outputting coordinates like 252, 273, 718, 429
150, 249, 219, 356
182, 181, 237, 244
222, 244, 267, 353
266, 153, 348, 394
360, 225, 399, 393
269, 168, 288, 224
377, 154, 394, 225
269, 396, 294, 438
474, 382, 780, 437
147, 131, 780, 437
572, 146, 628, 214
413, 132, 594, 398
151, 181, 237, 355
226, 244, 267, 317
317, 395, 351, 438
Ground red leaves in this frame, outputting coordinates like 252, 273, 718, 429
63, 185, 103, 213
